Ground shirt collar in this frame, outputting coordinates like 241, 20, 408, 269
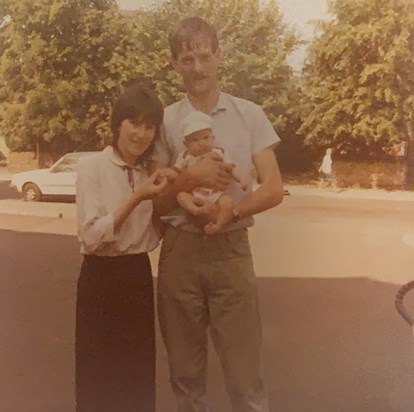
104, 146, 143, 171
182, 91, 228, 116
212, 92, 228, 114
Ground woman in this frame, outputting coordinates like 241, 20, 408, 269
75, 82, 167, 412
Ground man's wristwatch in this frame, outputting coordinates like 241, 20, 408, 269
232, 207, 241, 223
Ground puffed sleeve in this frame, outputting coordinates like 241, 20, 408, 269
151, 123, 173, 167
76, 158, 115, 253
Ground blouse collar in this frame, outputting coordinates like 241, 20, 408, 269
104, 146, 144, 171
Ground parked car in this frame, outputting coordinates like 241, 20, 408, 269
10, 151, 97, 201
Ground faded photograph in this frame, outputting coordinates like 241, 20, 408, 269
1, 0, 414, 411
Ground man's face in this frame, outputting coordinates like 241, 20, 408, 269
172, 34, 221, 97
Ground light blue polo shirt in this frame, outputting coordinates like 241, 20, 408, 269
152, 92, 280, 233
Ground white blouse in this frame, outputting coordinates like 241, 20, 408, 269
76, 146, 160, 256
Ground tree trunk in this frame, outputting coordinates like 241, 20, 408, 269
36, 141, 40, 168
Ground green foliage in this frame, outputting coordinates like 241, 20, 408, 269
300, 0, 414, 159
275, 76, 317, 172
0, 0, 151, 153
0, 0, 299, 159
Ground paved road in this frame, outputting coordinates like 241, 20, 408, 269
2, 194, 414, 411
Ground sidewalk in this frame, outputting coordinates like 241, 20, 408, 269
0, 199, 76, 218
0, 171, 12, 181
285, 184, 414, 201
1, 184, 414, 221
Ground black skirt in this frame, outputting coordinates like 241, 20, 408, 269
75, 253, 155, 412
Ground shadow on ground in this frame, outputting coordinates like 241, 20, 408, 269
1, 230, 414, 412
0, 180, 21, 200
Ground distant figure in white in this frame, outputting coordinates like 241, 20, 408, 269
318, 148, 339, 191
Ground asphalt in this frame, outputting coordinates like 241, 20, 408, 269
2, 217, 414, 411
3, 174, 414, 411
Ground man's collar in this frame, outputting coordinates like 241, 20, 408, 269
183, 91, 228, 115
212, 92, 228, 114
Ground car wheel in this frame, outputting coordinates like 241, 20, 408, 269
23, 183, 42, 201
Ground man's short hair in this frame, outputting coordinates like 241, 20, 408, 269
169, 16, 219, 59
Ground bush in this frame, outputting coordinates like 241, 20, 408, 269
334, 159, 406, 190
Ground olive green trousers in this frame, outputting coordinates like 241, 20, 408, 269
157, 226, 270, 412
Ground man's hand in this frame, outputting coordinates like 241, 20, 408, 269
177, 192, 219, 221
187, 152, 234, 191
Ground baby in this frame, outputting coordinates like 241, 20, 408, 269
175, 111, 247, 235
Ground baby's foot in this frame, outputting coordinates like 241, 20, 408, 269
197, 202, 219, 221
204, 221, 222, 235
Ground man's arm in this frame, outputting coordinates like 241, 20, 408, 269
230, 168, 248, 191
233, 148, 283, 219
151, 153, 235, 218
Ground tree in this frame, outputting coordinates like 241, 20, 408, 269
300, 0, 414, 160
0, 0, 151, 154
0, 0, 301, 164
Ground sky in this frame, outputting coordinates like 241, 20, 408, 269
116, 0, 329, 37
116, 0, 331, 70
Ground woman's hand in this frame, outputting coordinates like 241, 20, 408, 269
157, 167, 179, 183
135, 170, 169, 201
113, 171, 168, 233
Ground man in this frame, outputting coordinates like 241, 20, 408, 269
152, 16, 284, 412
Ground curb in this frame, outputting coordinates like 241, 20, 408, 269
0, 172, 12, 182
0, 200, 76, 219
284, 185, 414, 202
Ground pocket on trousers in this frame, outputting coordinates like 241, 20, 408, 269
159, 227, 181, 261
225, 229, 251, 259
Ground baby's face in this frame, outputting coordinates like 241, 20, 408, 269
184, 128, 214, 156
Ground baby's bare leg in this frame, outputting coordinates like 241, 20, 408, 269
204, 194, 234, 235
177, 192, 218, 220
177, 192, 198, 214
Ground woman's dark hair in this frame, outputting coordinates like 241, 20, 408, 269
169, 16, 219, 60
111, 81, 164, 164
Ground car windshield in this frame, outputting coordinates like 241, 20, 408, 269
50, 153, 90, 173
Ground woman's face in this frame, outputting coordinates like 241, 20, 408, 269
117, 118, 156, 165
